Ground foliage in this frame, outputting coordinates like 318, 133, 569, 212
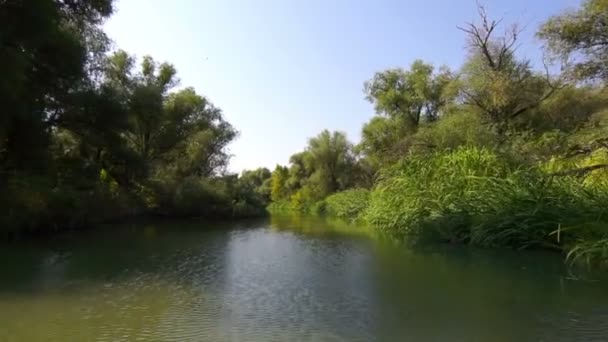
302, 130, 357, 197
263, 2, 608, 267
356, 116, 410, 169
457, 8, 560, 130
289, 185, 323, 213
270, 165, 290, 202
100, 51, 238, 182
363, 147, 608, 258
239, 168, 272, 205
269, 130, 358, 208
364, 60, 455, 128
0, 0, 264, 235
267, 200, 293, 213
0, 0, 115, 170
411, 111, 499, 153
538, 0, 608, 84
523, 86, 608, 132
6, 1, 608, 269
363, 147, 512, 240
324, 189, 370, 221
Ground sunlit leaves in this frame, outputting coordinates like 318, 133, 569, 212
364, 60, 455, 129
538, 0, 608, 83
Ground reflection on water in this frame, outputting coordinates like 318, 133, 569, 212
0, 215, 607, 341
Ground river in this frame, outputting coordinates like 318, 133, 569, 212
1, 215, 607, 341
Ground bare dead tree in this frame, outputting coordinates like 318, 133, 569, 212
457, 3, 522, 71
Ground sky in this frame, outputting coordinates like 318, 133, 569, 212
104, 0, 582, 172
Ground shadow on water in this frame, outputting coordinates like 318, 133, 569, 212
0, 214, 607, 341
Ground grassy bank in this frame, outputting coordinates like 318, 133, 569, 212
269, 147, 608, 267
363, 147, 608, 265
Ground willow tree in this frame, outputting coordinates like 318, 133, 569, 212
89, 51, 238, 185
361, 60, 455, 168
458, 5, 562, 131
364, 60, 454, 130
356, 116, 407, 170
538, 0, 608, 84
270, 165, 290, 202
303, 130, 356, 197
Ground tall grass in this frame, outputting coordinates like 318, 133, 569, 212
363, 147, 608, 264
363, 147, 512, 241
324, 189, 370, 221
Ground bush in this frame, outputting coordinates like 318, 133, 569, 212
167, 177, 232, 217
411, 111, 499, 153
289, 185, 322, 212
152, 175, 270, 218
309, 200, 327, 215
0, 173, 136, 236
267, 200, 292, 213
324, 189, 370, 220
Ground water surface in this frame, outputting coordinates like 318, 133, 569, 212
1, 215, 607, 341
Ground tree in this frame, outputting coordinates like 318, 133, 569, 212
525, 86, 608, 133
270, 165, 290, 201
538, 0, 608, 84
285, 151, 311, 192
300, 130, 355, 197
356, 116, 407, 169
160, 88, 237, 178
239, 168, 272, 204
364, 60, 454, 131
458, 5, 562, 130
0, 0, 115, 171
98, 51, 237, 182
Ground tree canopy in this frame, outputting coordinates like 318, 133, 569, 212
539, 0, 608, 84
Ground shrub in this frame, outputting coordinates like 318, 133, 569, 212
289, 185, 321, 212
0, 173, 136, 236
324, 189, 370, 220
309, 200, 327, 215
411, 111, 499, 153
267, 200, 292, 213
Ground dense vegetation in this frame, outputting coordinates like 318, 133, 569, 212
3, 0, 608, 267
0, 0, 272, 236
268, 1, 608, 266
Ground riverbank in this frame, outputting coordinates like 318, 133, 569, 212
269, 147, 608, 268
0, 174, 270, 240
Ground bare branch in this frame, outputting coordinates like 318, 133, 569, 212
565, 138, 608, 158
549, 164, 608, 177
460, 87, 490, 112
458, 3, 525, 74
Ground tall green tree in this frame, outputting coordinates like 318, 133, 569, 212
238, 168, 272, 205
364, 60, 454, 131
356, 116, 407, 170
300, 130, 355, 197
0, 0, 115, 170
99, 51, 237, 183
271, 165, 290, 201
538, 0, 608, 84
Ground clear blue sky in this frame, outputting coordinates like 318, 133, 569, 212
104, 0, 581, 172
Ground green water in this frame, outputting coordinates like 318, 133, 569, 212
1, 215, 607, 341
